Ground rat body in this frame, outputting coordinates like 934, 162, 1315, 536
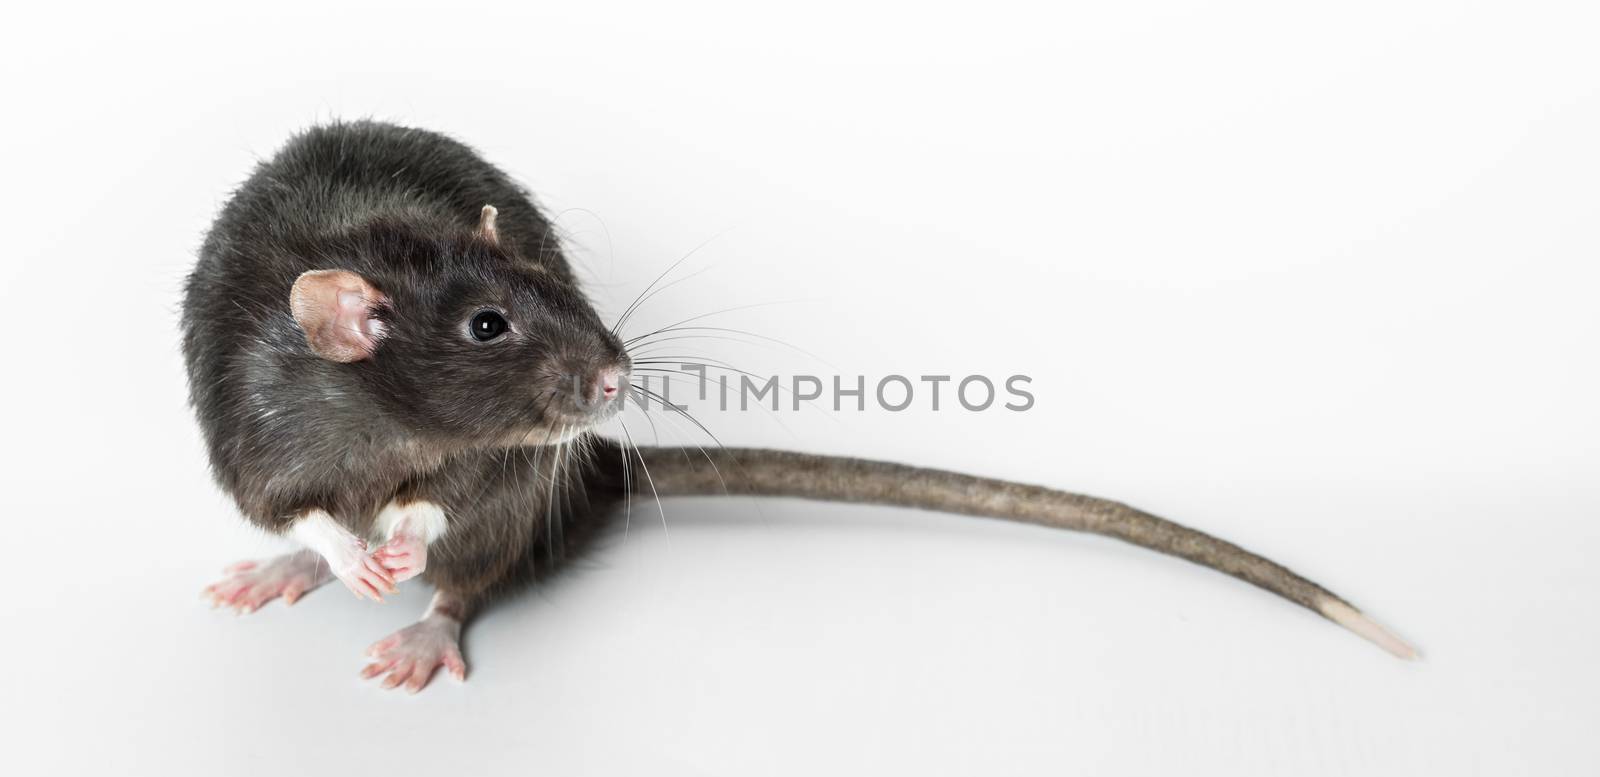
187, 121, 1413, 693
186, 121, 633, 685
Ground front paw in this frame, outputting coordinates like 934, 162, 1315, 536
326, 538, 397, 601
374, 533, 427, 583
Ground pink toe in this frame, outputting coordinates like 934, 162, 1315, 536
383, 664, 413, 689
362, 558, 396, 588
361, 658, 396, 679
444, 653, 466, 680
348, 579, 374, 600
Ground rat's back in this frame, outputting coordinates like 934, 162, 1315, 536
199, 121, 520, 252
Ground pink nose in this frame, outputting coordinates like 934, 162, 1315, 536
597, 368, 624, 401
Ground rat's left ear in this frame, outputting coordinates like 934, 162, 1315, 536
477, 205, 499, 245
289, 269, 388, 362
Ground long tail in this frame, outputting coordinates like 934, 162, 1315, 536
615, 445, 1417, 659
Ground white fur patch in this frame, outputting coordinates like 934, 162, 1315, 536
290, 509, 354, 554
289, 509, 366, 577
373, 500, 450, 544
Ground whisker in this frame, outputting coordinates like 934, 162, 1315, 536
627, 326, 836, 370
616, 417, 634, 540
611, 231, 726, 337
621, 385, 653, 437
627, 333, 804, 361
633, 371, 806, 440
455, 388, 559, 524
621, 300, 801, 346
617, 419, 668, 538
614, 263, 718, 331
630, 363, 841, 426
631, 386, 734, 497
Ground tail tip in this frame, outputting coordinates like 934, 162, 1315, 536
1319, 598, 1420, 660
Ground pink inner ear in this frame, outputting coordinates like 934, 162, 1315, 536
290, 270, 388, 362
335, 290, 377, 340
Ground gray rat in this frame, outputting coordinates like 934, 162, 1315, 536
185, 121, 1414, 694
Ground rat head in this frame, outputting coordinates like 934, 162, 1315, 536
288, 205, 631, 446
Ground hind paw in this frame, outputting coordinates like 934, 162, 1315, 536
361, 616, 466, 693
202, 550, 331, 613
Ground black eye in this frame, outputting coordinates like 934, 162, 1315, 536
469, 310, 509, 342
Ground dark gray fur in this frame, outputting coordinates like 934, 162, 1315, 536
183, 121, 629, 609
184, 121, 1404, 657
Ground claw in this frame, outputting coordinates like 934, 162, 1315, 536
443, 647, 466, 681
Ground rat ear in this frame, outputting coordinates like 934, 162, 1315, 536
477, 204, 499, 245
289, 269, 388, 362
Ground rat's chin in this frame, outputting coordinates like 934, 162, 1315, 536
499, 423, 586, 448
546, 425, 590, 445
504, 407, 619, 448
555, 396, 626, 428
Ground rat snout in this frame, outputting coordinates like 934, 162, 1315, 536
586, 365, 627, 405
555, 359, 631, 420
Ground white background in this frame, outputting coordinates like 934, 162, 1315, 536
2, 2, 1596, 775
